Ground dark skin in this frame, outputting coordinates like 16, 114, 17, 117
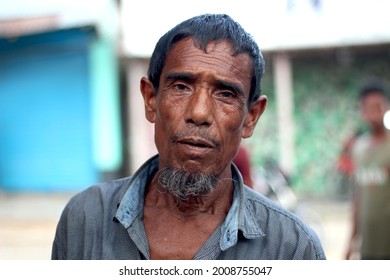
140, 38, 267, 259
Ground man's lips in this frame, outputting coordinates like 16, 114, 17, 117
177, 137, 216, 149
172, 129, 220, 152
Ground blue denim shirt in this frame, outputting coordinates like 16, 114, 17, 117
52, 155, 326, 260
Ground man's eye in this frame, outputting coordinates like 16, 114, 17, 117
174, 83, 190, 91
218, 91, 235, 98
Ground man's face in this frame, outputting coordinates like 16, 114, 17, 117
360, 92, 389, 131
141, 38, 266, 178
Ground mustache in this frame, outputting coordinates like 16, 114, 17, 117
172, 129, 220, 149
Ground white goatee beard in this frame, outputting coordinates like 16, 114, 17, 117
157, 167, 218, 202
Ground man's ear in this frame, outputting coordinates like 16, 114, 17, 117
140, 77, 157, 123
241, 95, 267, 139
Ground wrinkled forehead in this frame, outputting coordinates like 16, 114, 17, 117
166, 37, 252, 72
162, 38, 253, 95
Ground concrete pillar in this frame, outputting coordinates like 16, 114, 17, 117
126, 59, 157, 173
273, 52, 295, 175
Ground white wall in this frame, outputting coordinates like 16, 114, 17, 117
120, 0, 390, 56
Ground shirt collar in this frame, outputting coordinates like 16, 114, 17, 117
115, 155, 265, 250
115, 155, 159, 228
220, 163, 265, 250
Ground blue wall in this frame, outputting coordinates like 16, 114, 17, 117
0, 28, 99, 191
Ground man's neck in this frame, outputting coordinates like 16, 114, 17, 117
370, 127, 388, 144
145, 178, 234, 218
143, 172, 235, 260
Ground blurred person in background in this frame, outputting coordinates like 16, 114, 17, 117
336, 128, 364, 197
52, 13, 325, 260
345, 81, 390, 260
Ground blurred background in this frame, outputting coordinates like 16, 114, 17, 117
0, 0, 389, 260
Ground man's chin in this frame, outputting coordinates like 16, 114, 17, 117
157, 167, 218, 201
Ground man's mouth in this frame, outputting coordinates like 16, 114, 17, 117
178, 137, 215, 149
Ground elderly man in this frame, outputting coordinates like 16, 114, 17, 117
52, 14, 325, 260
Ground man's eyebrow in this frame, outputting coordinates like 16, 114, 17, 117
165, 72, 195, 82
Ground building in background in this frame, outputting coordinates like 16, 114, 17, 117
0, 0, 122, 191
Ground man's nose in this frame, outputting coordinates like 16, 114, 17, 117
185, 89, 213, 126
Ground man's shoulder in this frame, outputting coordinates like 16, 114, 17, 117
52, 176, 135, 259
352, 132, 390, 155
242, 187, 322, 242
244, 188, 299, 221
240, 187, 326, 259
354, 132, 370, 145
64, 176, 133, 215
